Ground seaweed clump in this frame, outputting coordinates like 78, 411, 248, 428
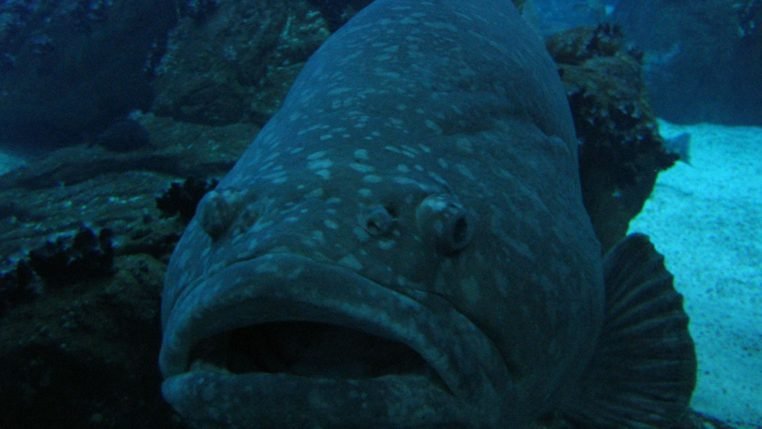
547, 24, 677, 252
0, 226, 114, 316
28, 227, 114, 287
156, 177, 219, 222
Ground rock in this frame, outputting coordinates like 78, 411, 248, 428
152, 0, 333, 127
0, 0, 176, 150
156, 177, 219, 222
547, 25, 677, 252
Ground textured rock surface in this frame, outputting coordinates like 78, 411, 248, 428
547, 25, 677, 252
151, 0, 358, 126
0, 0, 176, 150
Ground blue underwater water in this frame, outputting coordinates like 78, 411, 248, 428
0, 0, 760, 428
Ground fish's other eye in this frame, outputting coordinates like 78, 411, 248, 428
416, 194, 474, 255
197, 188, 243, 241
360, 205, 395, 236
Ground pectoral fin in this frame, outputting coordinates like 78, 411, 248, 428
562, 233, 697, 428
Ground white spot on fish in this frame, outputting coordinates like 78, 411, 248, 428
424, 119, 442, 134
456, 164, 476, 180
384, 145, 402, 154
252, 219, 273, 233
378, 240, 396, 250
311, 230, 326, 244
388, 117, 404, 127
286, 265, 306, 280
307, 151, 328, 160
298, 124, 324, 136
397, 164, 410, 173
354, 149, 369, 160
363, 175, 382, 183
350, 163, 375, 173
255, 261, 279, 274
327, 87, 352, 96
429, 172, 447, 185
358, 188, 373, 198
424, 21, 458, 32
338, 254, 363, 271
323, 219, 339, 230
308, 158, 333, 170
306, 188, 324, 198
374, 68, 401, 79
316, 169, 331, 179
352, 226, 370, 242
456, 137, 474, 153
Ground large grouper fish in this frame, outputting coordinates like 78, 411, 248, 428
159, 0, 697, 427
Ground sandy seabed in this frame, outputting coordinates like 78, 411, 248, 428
629, 120, 762, 428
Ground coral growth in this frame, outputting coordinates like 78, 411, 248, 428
28, 226, 114, 287
156, 177, 218, 222
548, 24, 677, 251
0, 226, 114, 316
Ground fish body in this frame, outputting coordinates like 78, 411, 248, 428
160, 0, 695, 427
664, 131, 692, 164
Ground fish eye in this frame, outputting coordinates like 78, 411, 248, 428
197, 188, 242, 241
415, 194, 474, 255
360, 205, 396, 236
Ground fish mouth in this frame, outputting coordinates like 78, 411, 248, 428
160, 253, 508, 428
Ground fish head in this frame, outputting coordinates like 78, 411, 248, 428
159, 140, 529, 427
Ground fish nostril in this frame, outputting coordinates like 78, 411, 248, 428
361, 205, 396, 236
450, 215, 470, 247
416, 194, 474, 255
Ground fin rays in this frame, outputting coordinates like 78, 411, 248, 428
562, 234, 697, 428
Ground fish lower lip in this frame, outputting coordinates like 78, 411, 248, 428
162, 370, 463, 428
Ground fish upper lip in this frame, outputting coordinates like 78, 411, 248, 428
160, 253, 509, 421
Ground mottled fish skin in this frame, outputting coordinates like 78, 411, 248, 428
160, 0, 604, 427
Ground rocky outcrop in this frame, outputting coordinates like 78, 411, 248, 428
151, 0, 371, 127
547, 24, 677, 252
0, 0, 176, 150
